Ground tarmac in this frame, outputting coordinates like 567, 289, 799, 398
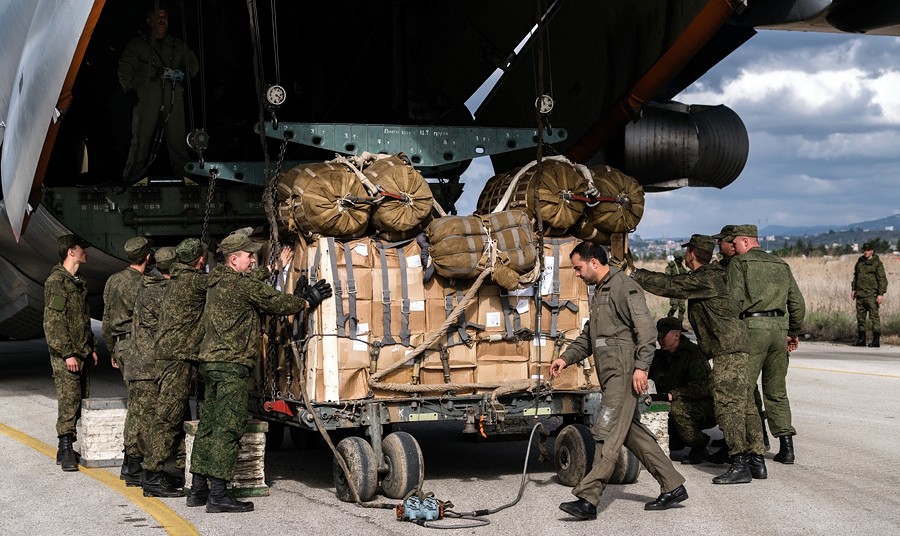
2, 333, 899, 536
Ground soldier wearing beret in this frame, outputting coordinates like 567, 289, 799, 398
102, 236, 153, 484
633, 234, 766, 484
44, 234, 98, 472
851, 242, 887, 347
724, 225, 805, 465
189, 231, 332, 513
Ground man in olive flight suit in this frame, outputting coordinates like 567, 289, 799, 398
189, 231, 332, 513
633, 234, 766, 483
552, 242, 686, 521
852, 242, 888, 348
724, 225, 805, 465
44, 234, 99, 472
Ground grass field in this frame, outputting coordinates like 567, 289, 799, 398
633, 255, 899, 345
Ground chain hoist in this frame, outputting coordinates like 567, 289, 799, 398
201, 168, 218, 246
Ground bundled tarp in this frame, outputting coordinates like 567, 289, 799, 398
475, 156, 594, 234
582, 165, 644, 234
360, 154, 434, 240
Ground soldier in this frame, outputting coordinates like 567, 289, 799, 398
633, 235, 766, 484
650, 317, 716, 465
723, 225, 806, 465
851, 242, 887, 348
712, 225, 737, 269
665, 255, 687, 320
102, 236, 152, 485
189, 232, 331, 513
44, 234, 98, 472
118, 5, 199, 179
552, 242, 686, 521
143, 238, 208, 502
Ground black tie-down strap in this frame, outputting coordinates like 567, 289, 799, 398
542, 240, 578, 338
375, 239, 414, 347
444, 282, 485, 346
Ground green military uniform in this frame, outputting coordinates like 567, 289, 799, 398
634, 257, 764, 457
561, 267, 684, 507
725, 230, 805, 440
650, 336, 715, 449
190, 264, 308, 482
118, 31, 199, 178
665, 258, 687, 319
44, 264, 96, 437
852, 250, 887, 339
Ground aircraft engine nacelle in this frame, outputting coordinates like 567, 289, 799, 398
621, 102, 749, 191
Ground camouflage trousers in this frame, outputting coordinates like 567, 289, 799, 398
142, 359, 193, 472
711, 351, 765, 456
747, 323, 796, 437
51, 356, 91, 437
124, 379, 159, 457
856, 296, 881, 333
669, 397, 716, 448
190, 362, 250, 482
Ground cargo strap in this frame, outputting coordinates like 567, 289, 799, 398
542, 240, 578, 338
326, 237, 346, 338
498, 288, 522, 341
375, 240, 412, 346
344, 243, 359, 337
443, 283, 484, 346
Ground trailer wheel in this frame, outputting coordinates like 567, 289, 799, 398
333, 436, 378, 502
608, 445, 641, 485
555, 424, 594, 486
265, 422, 285, 451
288, 426, 317, 449
380, 432, 424, 499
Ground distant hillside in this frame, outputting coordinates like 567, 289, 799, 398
761, 214, 900, 238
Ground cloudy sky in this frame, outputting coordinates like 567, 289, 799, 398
459, 29, 900, 240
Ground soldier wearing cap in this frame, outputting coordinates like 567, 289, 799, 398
102, 236, 153, 484
44, 234, 98, 472
633, 234, 766, 484
724, 224, 805, 465
851, 242, 887, 347
665, 255, 687, 320
189, 231, 332, 513
141, 238, 210, 499
712, 225, 737, 269
650, 317, 716, 464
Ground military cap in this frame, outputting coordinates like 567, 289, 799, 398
218, 233, 262, 255
721, 224, 758, 243
155, 246, 177, 271
176, 238, 206, 263
656, 316, 685, 337
57, 234, 91, 257
862, 242, 874, 251
681, 234, 716, 254
124, 236, 152, 261
712, 225, 736, 240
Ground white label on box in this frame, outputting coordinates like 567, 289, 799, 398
540, 256, 555, 295
404, 349, 415, 366
410, 300, 425, 312
405, 255, 422, 268
509, 286, 535, 297
352, 333, 369, 352
533, 335, 547, 347
516, 299, 530, 314
353, 243, 369, 256
485, 311, 502, 328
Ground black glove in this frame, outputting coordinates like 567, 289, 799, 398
125, 89, 139, 106
303, 279, 333, 309
292, 276, 309, 296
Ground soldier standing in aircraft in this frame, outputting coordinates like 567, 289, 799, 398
851, 242, 887, 348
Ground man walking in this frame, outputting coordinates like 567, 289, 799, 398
852, 242, 887, 347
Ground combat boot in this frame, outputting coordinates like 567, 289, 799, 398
681, 446, 707, 465
186, 473, 210, 507
748, 454, 767, 479
773, 435, 795, 464
853, 332, 866, 347
712, 454, 751, 484
119, 452, 130, 480
59, 434, 78, 472
206, 476, 254, 513
124, 455, 143, 487
142, 471, 183, 498
868, 333, 881, 348
705, 444, 729, 464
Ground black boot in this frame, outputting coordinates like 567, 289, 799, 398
186, 473, 210, 507
681, 446, 707, 465
119, 452, 129, 479
124, 455, 143, 487
705, 445, 729, 464
59, 434, 78, 472
853, 332, 866, 346
868, 333, 881, 348
712, 454, 752, 484
559, 498, 597, 520
748, 454, 767, 479
142, 470, 183, 498
206, 476, 254, 513
773, 435, 795, 464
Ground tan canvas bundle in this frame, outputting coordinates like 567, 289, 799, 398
583, 165, 644, 234
362, 155, 434, 238
281, 161, 372, 238
475, 156, 593, 232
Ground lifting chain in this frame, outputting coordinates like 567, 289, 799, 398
266, 135, 291, 287
201, 168, 219, 246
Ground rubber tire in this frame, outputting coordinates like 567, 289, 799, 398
265, 422, 285, 451
333, 436, 378, 502
288, 426, 318, 449
555, 424, 594, 486
380, 432, 424, 499
608, 445, 642, 485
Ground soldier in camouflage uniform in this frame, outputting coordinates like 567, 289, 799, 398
724, 225, 805, 465
851, 242, 887, 348
651, 317, 716, 465
633, 234, 765, 484
44, 234, 98, 472
143, 238, 209, 503
190, 231, 332, 513
102, 236, 152, 484
553, 242, 686, 521
665, 255, 687, 320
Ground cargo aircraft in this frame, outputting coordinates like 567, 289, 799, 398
1, 0, 899, 339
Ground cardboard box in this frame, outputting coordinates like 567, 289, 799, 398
421, 342, 478, 369
476, 337, 530, 361
530, 362, 587, 391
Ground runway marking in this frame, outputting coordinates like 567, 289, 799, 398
0, 422, 198, 536
793, 365, 900, 379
